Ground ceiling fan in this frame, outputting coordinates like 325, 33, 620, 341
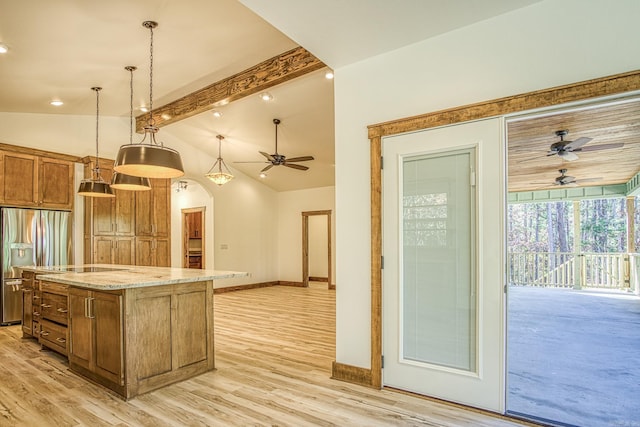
551, 169, 602, 187
546, 129, 624, 161
235, 119, 314, 173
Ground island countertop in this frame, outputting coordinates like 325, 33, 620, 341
20, 264, 248, 290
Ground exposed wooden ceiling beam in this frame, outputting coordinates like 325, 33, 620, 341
136, 46, 326, 131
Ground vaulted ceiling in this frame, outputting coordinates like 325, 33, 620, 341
2, 0, 637, 193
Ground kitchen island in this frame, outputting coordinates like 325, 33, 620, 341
21, 265, 247, 399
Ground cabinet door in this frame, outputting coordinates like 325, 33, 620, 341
155, 239, 170, 267
93, 291, 124, 385
114, 190, 135, 236
68, 288, 92, 370
135, 178, 170, 237
93, 167, 116, 235
94, 237, 114, 264
39, 157, 73, 209
1, 152, 37, 206
114, 237, 135, 265
22, 289, 33, 337
135, 237, 154, 266
135, 188, 153, 236
152, 179, 170, 237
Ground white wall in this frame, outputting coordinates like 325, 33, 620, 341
170, 178, 214, 269
277, 186, 335, 284
334, 0, 640, 368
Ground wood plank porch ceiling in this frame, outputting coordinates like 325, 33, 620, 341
508, 98, 640, 193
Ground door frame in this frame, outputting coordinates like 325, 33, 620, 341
355, 70, 640, 390
302, 210, 332, 289
182, 207, 206, 269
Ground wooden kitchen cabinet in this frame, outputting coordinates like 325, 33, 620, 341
136, 178, 170, 237
21, 271, 36, 337
87, 162, 135, 237
0, 151, 73, 210
187, 212, 202, 238
136, 237, 170, 267
94, 236, 135, 265
38, 280, 69, 356
68, 287, 124, 388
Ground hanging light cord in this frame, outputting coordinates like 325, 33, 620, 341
126, 66, 136, 144
141, 21, 161, 147
92, 86, 102, 180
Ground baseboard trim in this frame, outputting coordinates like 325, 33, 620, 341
278, 281, 305, 287
331, 361, 374, 388
309, 276, 329, 282
214, 281, 278, 294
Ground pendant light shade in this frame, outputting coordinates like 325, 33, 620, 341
78, 87, 115, 198
113, 21, 184, 179
205, 135, 234, 186
111, 66, 151, 191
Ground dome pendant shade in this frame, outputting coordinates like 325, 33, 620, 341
110, 172, 151, 191
205, 134, 234, 186
78, 180, 114, 197
114, 143, 184, 179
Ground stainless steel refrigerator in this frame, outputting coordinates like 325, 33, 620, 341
1, 208, 71, 325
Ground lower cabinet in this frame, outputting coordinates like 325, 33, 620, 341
68, 287, 124, 387
21, 288, 33, 337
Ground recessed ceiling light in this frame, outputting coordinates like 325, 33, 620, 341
259, 172, 267, 179
259, 92, 273, 102
212, 110, 222, 118
139, 106, 149, 112
50, 100, 63, 106
325, 71, 334, 79
0, 43, 8, 54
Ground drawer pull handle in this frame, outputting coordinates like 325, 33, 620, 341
33, 312, 40, 317
55, 338, 66, 343
56, 308, 68, 313
33, 296, 41, 300
40, 331, 50, 336
41, 304, 52, 308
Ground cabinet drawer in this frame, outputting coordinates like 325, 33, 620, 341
32, 291, 42, 321
39, 319, 67, 356
41, 292, 68, 325
40, 281, 68, 296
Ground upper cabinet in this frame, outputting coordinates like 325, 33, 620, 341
0, 151, 74, 210
84, 159, 135, 237
136, 178, 170, 237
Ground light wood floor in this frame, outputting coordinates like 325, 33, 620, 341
0, 283, 532, 426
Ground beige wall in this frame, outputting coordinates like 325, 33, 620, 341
333, 0, 640, 368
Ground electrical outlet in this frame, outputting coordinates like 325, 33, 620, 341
220, 244, 228, 250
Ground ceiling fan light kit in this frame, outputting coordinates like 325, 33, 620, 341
205, 135, 234, 186
78, 87, 115, 198
113, 21, 185, 180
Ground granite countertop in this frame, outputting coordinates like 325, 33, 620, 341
20, 264, 248, 290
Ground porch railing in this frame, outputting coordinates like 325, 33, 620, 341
508, 252, 640, 292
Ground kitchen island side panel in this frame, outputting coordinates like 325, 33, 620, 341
124, 280, 214, 399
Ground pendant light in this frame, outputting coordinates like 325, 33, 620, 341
111, 66, 151, 191
205, 135, 234, 186
78, 87, 115, 198
113, 21, 184, 179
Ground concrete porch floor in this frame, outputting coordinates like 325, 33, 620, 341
507, 286, 640, 427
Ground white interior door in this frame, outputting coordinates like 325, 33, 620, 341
382, 118, 505, 412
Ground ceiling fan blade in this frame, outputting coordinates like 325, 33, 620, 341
559, 151, 579, 161
579, 142, 624, 152
283, 163, 309, 171
261, 164, 274, 173
285, 156, 314, 162
563, 137, 592, 151
260, 151, 275, 161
